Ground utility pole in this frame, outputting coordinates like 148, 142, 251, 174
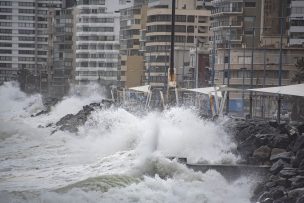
169, 0, 176, 84
226, 24, 231, 114
212, 31, 215, 86
195, 38, 199, 88
249, 27, 255, 119
277, 16, 284, 124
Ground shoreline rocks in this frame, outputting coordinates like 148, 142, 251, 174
228, 118, 304, 203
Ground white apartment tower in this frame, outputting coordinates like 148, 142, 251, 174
289, 0, 304, 47
74, 0, 125, 87
0, 0, 62, 88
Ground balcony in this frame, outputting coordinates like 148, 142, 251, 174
211, 7, 243, 16
211, 20, 242, 29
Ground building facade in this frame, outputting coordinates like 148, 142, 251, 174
74, 0, 123, 88
145, 0, 210, 89
211, 0, 304, 114
0, 0, 62, 92
288, 0, 304, 47
47, 2, 75, 97
118, 0, 148, 88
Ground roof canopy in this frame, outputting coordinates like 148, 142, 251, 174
128, 85, 150, 93
186, 86, 223, 97
249, 83, 304, 97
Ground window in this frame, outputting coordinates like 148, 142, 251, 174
0, 43, 12, 47
19, 16, 35, 21
38, 51, 47, 55
18, 23, 34, 27
19, 9, 35, 14
19, 50, 35, 55
0, 50, 12, 54
244, 1, 256, 7
0, 1, 12, 6
0, 15, 12, 20
19, 43, 35, 48
18, 2, 35, 7
0, 36, 12, 40
238, 56, 252, 64
0, 22, 12, 27
187, 16, 195, 22
19, 36, 35, 41
244, 16, 255, 23
0, 63, 12, 68
18, 57, 35, 61
19, 29, 35, 34
0, 29, 12, 34
0, 56, 12, 61
0, 8, 12, 13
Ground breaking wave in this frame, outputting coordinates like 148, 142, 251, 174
0, 82, 255, 202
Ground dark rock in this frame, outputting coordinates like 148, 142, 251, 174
270, 189, 285, 200
293, 135, 304, 152
296, 195, 304, 203
290, 176, 304, 189
253, 145, 271, 161
299, 159, 304, 170
258, 192, 272, 203
270, 152, 293, 163
55, 102, 104, 133
279, 168, 297, 178
254, 182, 266, 196
288, 188, 304, 200
271, 134, 290, 149
293, 149, 304, 168
266, 181, 277, 189
298, 124, 304, 135
270, 160, 290, 175
271, 148, 287, 157
261, 198, 274, 203
274, 196, 295, 203
31, 110, 48, 117
275, 178, 291, 188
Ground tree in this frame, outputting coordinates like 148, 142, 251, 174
290, 57, 304, 121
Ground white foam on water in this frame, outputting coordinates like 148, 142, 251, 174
0, 82, 255, 202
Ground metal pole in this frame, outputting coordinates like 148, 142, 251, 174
226, 24, 231, 114
277, 16, 284, 124
249, 27, 255, 119
182, 15, 187, 88
169, 0, 176, 82
195, 38, 198, 88
242, 43, 246, 117
212, 31, 215, 86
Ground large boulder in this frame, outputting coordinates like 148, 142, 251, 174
271, 148, 287, 157
270, 159, 290, 175
270, 152, 293, 163
279, 167, 297, 179
253, 145, 271, 161
290, 176, 304, 189
270, 134, 290, 149
292, 149, 304, 168
293, 135, 304, 152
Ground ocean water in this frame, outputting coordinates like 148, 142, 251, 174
0, 82, 256, 203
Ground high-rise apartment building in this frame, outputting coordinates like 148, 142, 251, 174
119, 0, 148, 88
47, 1, 75, 97
0, 0, 62, 91
289, 0, 304, 47
144, 0, 210, 88
74, 0, 123, 88
211, 0, 304, 114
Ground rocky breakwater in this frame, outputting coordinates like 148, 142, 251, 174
227, 119, 304, 203
53, 99, 113, 133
